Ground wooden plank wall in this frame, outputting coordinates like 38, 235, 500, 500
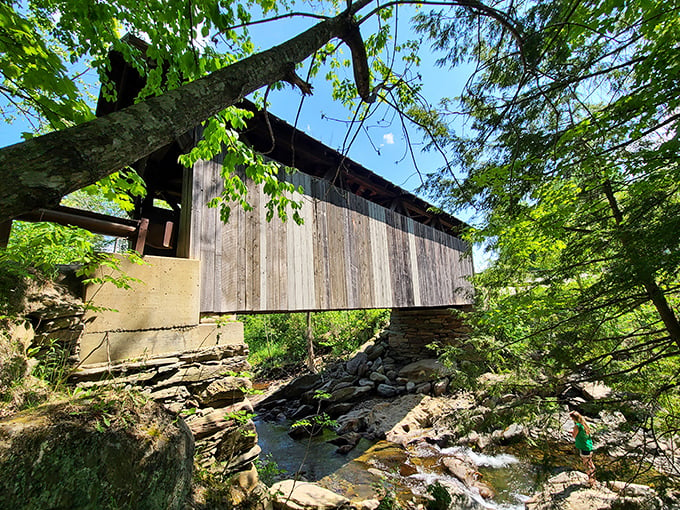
190, 161, 474, 313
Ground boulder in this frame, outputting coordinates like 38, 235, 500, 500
325, 402, 355, 418
525, 471, 664, 510
432, 378, 449, 396
187, 400, 254, 439
346, 352, 368, 375
329, 385, 372, 403
441, 456, 495, 499
369, 372, 389, 384
266, 373, 323, 401
198, 376, 252, 406
365, 343, 385, 361
228, 464, 260, 506
269, 480, 349, 510
416, 382, 432, 394
398, 359, 451, 384
578, 381, 612, 401
376, 384, 398, 397
0, 393, 194, 510
500, 423, 526, 445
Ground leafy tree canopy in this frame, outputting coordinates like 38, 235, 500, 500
418, 0, 680, 438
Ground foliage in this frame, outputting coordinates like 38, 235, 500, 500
26, 336, 71, 386
242, 309, 388, 372
373, 477, 402, 510
425, 481, 451, 510
416, 0, 680, 440
291, 412, 337, 431
0, 179, 141, 315
255, 453, 287, 486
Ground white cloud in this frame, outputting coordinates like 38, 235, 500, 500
383, 133, 395, 145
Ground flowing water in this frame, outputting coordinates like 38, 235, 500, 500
255, 418, 553, 509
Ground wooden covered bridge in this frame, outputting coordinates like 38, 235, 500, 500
12, 37, 474, 362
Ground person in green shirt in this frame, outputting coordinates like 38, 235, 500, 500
570, 411, 596, 486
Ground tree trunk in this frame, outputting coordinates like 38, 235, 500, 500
306, 311, 316, 373
0, 0, 372, 223
602, 179, 680, 347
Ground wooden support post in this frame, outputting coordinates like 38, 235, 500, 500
306, 311, 316, 373
134, 218, 149, 255
0, 220, 12, 248
163, 221, 174, 248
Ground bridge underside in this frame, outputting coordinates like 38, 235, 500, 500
79, 255, 469, 364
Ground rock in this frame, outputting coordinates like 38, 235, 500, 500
442, 456, 495, 500
432, 378, 449, 396
368, 395, 441, 445
228, 464, 260, 506
500, 423, 526, 445
377, 384, 398, 397
336, 407, 371, 433
332, 381, 353, 391
358, 378, 373, 387
160, 363, 248, 386
267, 373, 323, 401
398, 359, 452, 384
370, 372, 389, 384
325, 402, 355, 418
579, 381, 612, 400
187, 400, 253, 439
270, 480, 349, 510
0, 324, 31, 396
399, 463, 418, 476
357, 363, 370, 378
178, 344, 242, 363
346, 352, 368, 375
355, 499, 381, 510
0, 393, 194, 510
214, 420, 258, 463
406, 382, 416, 393
224, 444, 261, 472
328, 431, 361, 446
328, 432, 362, 455
329, 385, 372, 403
198, 376, 252, 406
416, 382, 431, 394
149, 385, 191, 401
366, 343, 385, 361
525, 471, 664, 510
292, 404, 316, 419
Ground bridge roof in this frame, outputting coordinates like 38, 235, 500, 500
96, 35, 468, 238
238, 101, 467, 236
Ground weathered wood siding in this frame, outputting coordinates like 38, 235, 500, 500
190, 159, 474, 313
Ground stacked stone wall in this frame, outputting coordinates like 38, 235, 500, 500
68, 342, 259, 477
387, 307, 472, 362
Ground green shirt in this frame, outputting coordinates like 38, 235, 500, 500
574, 422, 594, 451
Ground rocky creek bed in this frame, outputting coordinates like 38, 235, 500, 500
3, 279, 680, 509
252, 332, 680, 509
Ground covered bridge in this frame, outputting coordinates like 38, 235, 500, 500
12, 36, 474, 362
90, 36, 474, 314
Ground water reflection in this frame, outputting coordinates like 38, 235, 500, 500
255, 418, 372, 481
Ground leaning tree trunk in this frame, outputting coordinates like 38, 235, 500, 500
0, 0, 373, 223
602, 179, 680, 347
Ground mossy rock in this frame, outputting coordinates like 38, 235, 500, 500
0, 391, 194, 509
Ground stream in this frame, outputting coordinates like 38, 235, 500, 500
255, 418, 554, 509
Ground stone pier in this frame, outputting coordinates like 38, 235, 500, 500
387, 307, 472, 361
